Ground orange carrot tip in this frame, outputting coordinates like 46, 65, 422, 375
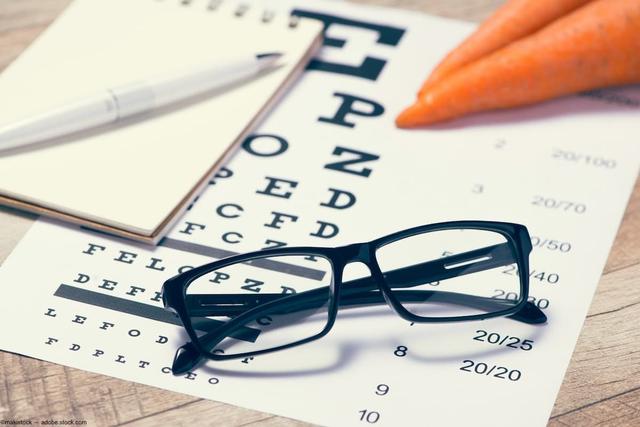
395, 102, 431, 128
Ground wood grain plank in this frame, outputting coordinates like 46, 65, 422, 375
0, 351, 201, 425
551, 264, 640, 416
0, 0, 71, 35
604, 178, 640, 273
115, 399, 280, 427
551, 387, 640, 427
0, 24, 50, 72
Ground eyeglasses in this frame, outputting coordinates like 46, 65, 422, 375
162, 220, 546, 374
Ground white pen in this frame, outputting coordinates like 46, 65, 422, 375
0, 52, 282, 152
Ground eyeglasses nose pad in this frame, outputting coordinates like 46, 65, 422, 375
171, 341, 203, 375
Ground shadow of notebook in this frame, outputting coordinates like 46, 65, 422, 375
0, 0, 323, 243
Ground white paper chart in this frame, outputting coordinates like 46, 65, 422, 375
1, 1, 639, 426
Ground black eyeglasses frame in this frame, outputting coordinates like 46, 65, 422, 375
162, 220, 541, 368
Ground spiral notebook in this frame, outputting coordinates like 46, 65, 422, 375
0, 0, 323, 244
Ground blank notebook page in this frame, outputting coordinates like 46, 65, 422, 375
0, 0, 322, 237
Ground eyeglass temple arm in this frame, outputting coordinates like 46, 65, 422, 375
189, 289, 544, 321
172, 289, 544, 375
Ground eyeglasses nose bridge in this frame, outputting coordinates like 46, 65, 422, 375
342, 241, 374, 264
338, 242, 388, 287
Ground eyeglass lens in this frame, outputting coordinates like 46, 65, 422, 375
375, 228, 522, 318
184, 254, 334, 356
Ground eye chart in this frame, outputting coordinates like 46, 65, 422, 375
0, 0, 639, 426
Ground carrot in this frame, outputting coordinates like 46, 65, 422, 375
396, 0, 640, 128
419, 0, 593, 95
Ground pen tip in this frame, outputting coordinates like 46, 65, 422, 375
256, 52, 283, 62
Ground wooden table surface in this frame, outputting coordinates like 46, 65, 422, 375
1, 1, 639, 426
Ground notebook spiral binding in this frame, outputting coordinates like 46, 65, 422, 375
174, 0, 300, 27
